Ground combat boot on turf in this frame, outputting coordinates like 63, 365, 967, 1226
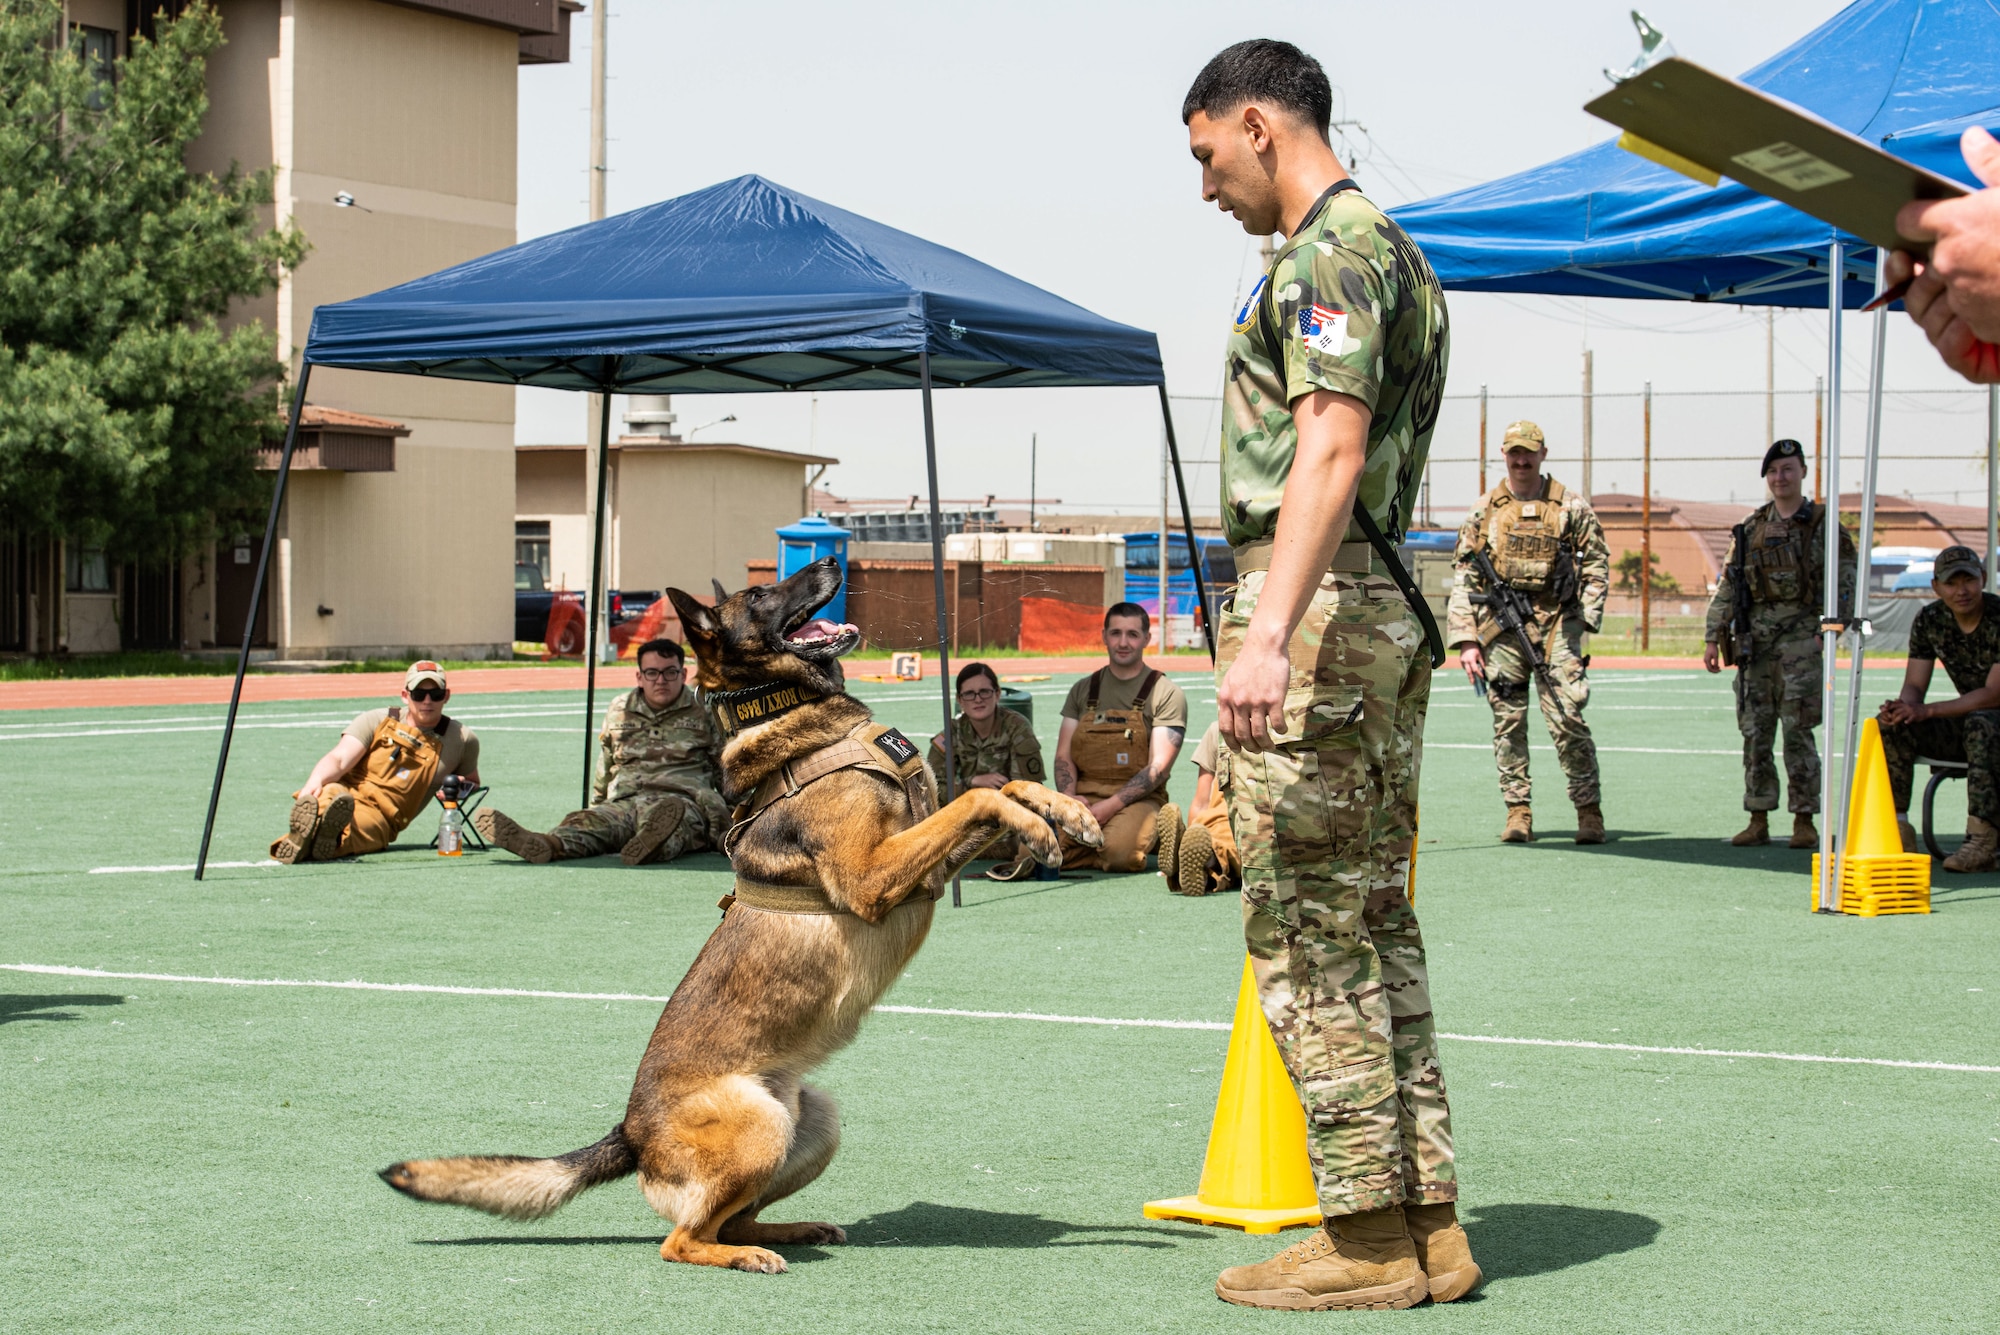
1176, 823, 1217, 896
273, 794, 322, 864
1789, 814, 1819, 849
1155, 804, 1183, 891
621, 799, 685, 866
1574, 804, 1606, 844
1215, 1208, 1428, 1311
1943, 816, 1998, 873
1730, 811, 1770, 846
1898, 815, 1922, 853
1501, 804, 1533, 843
309, 793, 353, 862
1404, 1202, 1481, 1303
476, 809, 557, 864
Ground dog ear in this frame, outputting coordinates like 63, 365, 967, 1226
665, 588, 719, 646
710, 578, 729, 603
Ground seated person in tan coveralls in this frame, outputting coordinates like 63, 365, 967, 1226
1156, 721, 1243, 896
272, 661, 481, 863
1053, 603, 1187, 871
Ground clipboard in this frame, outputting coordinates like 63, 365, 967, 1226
1583, 56, 1966, 253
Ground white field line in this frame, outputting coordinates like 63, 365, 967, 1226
89, 861, 279, 875
5, 963, 1995, 1074
1428, 742, 1739, 756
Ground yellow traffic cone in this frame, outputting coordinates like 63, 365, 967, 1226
1812, 718, 1930, 915
1143, 955, 1322, 1234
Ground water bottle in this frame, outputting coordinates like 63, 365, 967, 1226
438, 799, 464, 857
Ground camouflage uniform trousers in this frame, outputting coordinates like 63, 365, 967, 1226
1217, 568, 1456, 1219
547, 792, 713, 863
1732, 635, 1824, 814
1879, 710, 2000, 827
1484, 614, 1599, 808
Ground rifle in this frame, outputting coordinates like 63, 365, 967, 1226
1719, 519, 1753, 667
1467, 545, 1557, 698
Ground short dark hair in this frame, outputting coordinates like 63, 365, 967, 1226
635, 638, 684, 666
1181, 39, 1332, 141
1104, 601, 1151, 634
956, 661, 1000, 695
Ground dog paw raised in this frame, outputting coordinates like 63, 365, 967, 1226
1000, 782, 1105, 850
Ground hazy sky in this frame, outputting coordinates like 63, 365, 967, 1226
512, 1, 1993, 518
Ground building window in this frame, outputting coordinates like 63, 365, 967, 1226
516, 521, 551, 586
72, 25, 117, 108
66, 545, 111, 593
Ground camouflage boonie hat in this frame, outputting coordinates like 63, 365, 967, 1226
1501, 420, 1545, 453
1761, 438, 1805, 475
1934, 545, 1985, 583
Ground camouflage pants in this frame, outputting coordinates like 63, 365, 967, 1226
1217, 569, 1455, 1218
547, 793, 711, 863
1879, 710, 2000, 827
1733, 638, 1823, 813
1484, 616, 1599, 807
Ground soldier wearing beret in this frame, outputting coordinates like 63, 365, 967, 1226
1703, 439, 1857, 848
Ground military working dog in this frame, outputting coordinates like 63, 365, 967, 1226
380, 557, 1101, 1272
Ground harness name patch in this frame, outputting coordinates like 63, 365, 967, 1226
872, 728, 919, 766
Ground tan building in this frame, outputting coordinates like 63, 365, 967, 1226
5, 0, 576, 659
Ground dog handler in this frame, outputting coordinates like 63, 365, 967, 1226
1186, 39, 1473, 1310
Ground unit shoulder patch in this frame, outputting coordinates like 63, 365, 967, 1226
872, 728, 919, 766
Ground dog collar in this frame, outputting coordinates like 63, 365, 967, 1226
708, 681, 825, 736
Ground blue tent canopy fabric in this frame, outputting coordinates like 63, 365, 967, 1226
303, 175, 1163, 392
1389, 0, 2000, 308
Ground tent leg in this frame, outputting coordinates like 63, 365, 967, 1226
1988, 387, 1998, 595
1158, 384, 1215, 662
918, 351, 962, 907
195, 364, 312, 880
1839, 257, 1889, 865
582, 380, 614, 810
1817, 244, 1844, 913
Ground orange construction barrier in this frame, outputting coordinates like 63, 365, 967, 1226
1019, 596, 1104, 654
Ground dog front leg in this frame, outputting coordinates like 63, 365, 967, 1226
821, 788, 1041, 920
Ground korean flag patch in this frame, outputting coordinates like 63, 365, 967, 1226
1298, 302, 1348, 355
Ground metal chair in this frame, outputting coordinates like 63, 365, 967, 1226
1917, 756, 1968, 859
429, 784, 491, 851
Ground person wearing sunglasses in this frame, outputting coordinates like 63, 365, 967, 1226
926, 662, 1048, 872
477, 638, 728, 867
272, 661, 481, 863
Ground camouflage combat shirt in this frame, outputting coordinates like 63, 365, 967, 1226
1909, 592, 2000, 696
592, 686, 728, 829
1703, 500, 1857, 649
1220, 183, 1450, 552
926, 707, 1045, 791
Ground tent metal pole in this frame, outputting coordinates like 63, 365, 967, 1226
582, 376, 615, 810
1158, 384, 1215, 661
195, 363, 313, 881
1988, 387, 1998, 593
918, 350, 961, 907
1817, 243, 1844, 913
1838, 254, 1889, 872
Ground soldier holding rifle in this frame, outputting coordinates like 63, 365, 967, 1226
1447, 421, 1610, 844
1702, 439, 1856, 848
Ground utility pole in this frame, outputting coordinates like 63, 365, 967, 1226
1765, 307, 1775, 446
1028, 432, 1037, 532
1478, 384, 1489, 495
583, 0, 611, 661
1581, 349, 1594, 500
1813, 375, 1824, 506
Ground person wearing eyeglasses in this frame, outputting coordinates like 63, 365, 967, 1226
272, 661, 482, 863
477, 638, 727, 866
927, 661, 1047, 873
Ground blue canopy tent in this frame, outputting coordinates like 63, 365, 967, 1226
194, 176, 1198, 895
1389, 0, 2000, 910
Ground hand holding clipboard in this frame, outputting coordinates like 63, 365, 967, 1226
1884, 128, 2000, 383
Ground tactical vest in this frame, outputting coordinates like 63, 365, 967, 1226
720, 721, 941, 916
1741, 503, 1819, 607
1484, 479, 1569, 595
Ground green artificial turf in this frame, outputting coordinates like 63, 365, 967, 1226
3, 666, 1997, 1333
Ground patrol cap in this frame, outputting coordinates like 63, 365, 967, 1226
1501, 420, 1546, 453
1933, 545, 1986, 584
404, 660, 448, 691
1761, 438, 1806, 475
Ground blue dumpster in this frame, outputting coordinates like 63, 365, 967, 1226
777, 516, 852, 625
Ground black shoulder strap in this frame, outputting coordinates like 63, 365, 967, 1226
1137, 669, 1162, 725
1085, 669, 1104, 712
1253, 205, 1444, 670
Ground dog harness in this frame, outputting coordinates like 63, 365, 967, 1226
719, 721, 942, 916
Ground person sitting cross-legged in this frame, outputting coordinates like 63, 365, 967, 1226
1878, 546, 2000, 873
477, 638, 728, 866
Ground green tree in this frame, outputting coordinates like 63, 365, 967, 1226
1613, 548, 1682, 596
0, 0, 307, 560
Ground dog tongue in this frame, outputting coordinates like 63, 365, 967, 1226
792, 618, 855, 643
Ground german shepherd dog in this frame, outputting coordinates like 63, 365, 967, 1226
380, 557, 1101, 1272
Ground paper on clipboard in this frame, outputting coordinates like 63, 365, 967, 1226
1582, 56, 1966, 252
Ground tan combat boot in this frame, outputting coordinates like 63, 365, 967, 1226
309, 794, 354, 862
1898, 815, 1921, 854
1943, 816, 1999, 873
1574, 804, 1606, 844
476, 809, 557, 864
1500, 804, 1533, 843
1730, 811, 1770, 846
1215, 1208, 1428, 1311
272, 794, 322, 865
621, 799, 685, 866
1155, 804, 1183, 891
1176, 823, 1217, 896
1789, 814, 1819, 850
1405, 1201, 1482, 1303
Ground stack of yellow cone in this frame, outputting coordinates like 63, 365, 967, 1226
1812, 718, 1931, 916
1143, 956, 1321, 1234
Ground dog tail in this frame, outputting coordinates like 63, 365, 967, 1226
379, 1124, 636, 1221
